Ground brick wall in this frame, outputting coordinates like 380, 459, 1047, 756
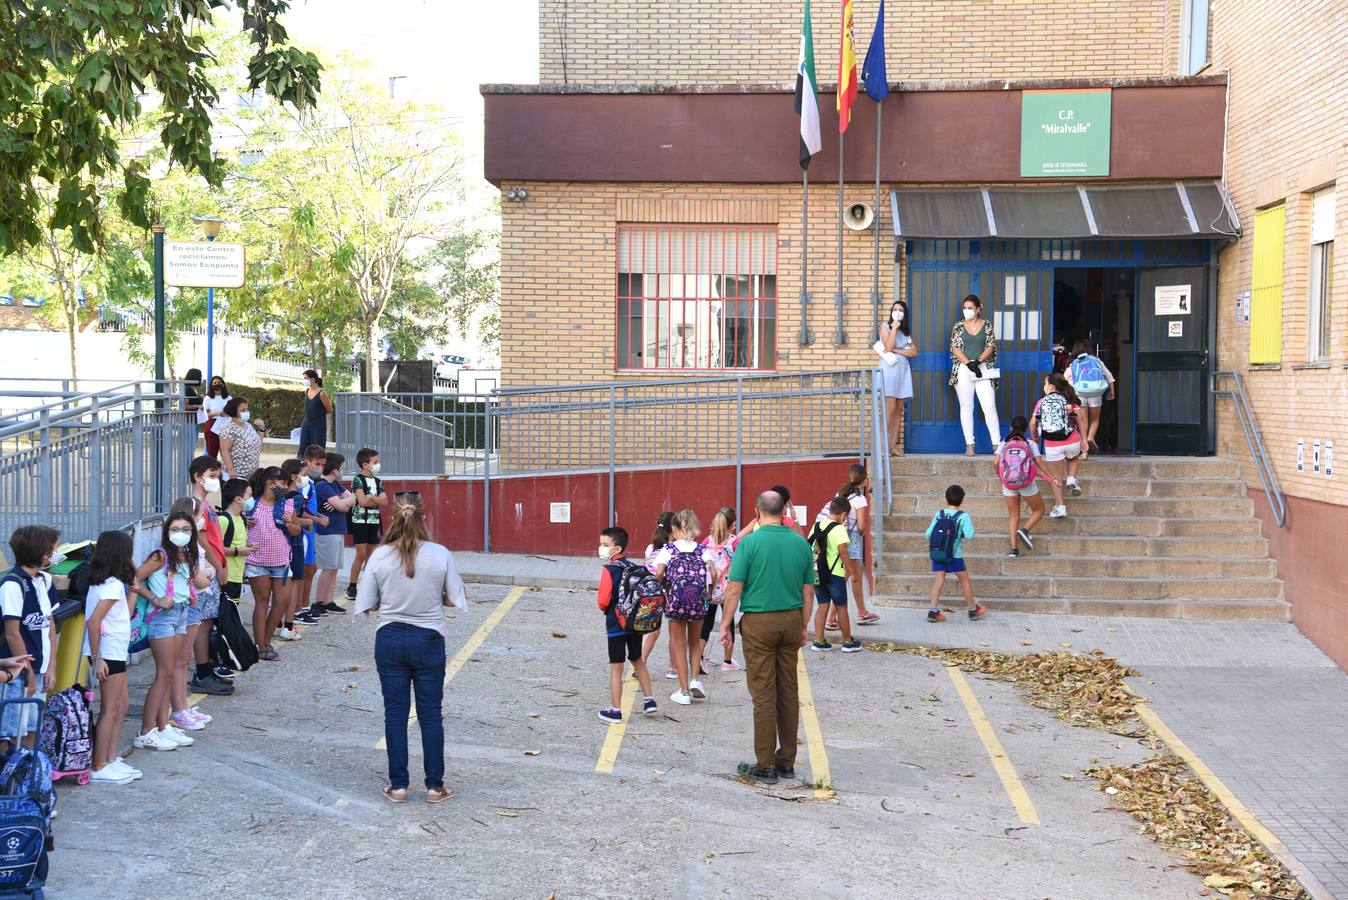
1210, 0, 1347, 508
539, 0, 1171, 85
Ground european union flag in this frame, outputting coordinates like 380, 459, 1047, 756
861, 0, 888, 103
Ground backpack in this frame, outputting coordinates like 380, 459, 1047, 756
0, 700, 54, 896
662, 545, 708, 620
37, 687, 91, 776
703, 540, 734, 604
997, 437, 1038, 490
210, 592, 259, 672
928, 511, 966, 563
220, 510, 237, 550
128, 550, 196, 656
1070, 353, 1110, 396
807, 520, 842, 584
1036, 393, 1071, 437
615, 566, 666, 634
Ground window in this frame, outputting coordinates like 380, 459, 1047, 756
1180, 0, 1210, 75
1250, 204, 1286, 364
616, 225, 777, 370
1309, 188, 1336, 362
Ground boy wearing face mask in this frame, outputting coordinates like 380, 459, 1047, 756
187, 457, 233, 695
1, 525, 59, 749
596, 527, 656, 724
347, 447, 387, 601
218, 480, 256, 604
297, 446, 331, 622
278, 458, 321, 631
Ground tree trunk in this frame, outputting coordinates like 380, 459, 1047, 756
362, 320, 377, 392
66, 305, 78, 390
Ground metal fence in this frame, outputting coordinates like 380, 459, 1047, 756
334, 369, 893, 552
0, 382, 197, 548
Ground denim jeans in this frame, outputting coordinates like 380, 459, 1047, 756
375, 622, 447, 790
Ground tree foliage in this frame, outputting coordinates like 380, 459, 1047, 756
0, 0, 321, 255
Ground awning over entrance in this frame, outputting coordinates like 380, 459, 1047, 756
890, 182, 1240, 242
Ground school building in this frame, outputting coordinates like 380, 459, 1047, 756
481, 1, 1348, 664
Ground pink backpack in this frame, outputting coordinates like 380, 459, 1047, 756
997, 437, 1038, 490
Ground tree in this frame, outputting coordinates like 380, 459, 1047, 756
430, 222, 501, 358
0, 0, 321, 255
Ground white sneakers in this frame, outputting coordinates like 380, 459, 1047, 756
670, 690, 693, 706
133, 725, 195, 751
277, 627, 302, 641
1066, 476, 1082, 497
163, 725, 195, 746
1048, 505, 1068, 518
688, 680, 707, 699
90, 758, 143, 785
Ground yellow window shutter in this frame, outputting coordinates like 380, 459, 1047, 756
1249, 204, 1286, 364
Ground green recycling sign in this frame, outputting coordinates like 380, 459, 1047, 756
1020, 89, 1112, 178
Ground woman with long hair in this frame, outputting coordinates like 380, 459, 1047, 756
202, 376, 230, 458
878, 300, 917, 454
355, 492, 467, 804
298, 369, 333, 454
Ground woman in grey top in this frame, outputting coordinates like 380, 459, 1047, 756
354, 492, 467, 803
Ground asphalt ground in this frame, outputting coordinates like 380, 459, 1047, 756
49, 585, 1206, 899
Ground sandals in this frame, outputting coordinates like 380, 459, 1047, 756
426, 786, 453, 804
383, 786, 408, 803
258, 646, 280, 661
856, 613, 881, 625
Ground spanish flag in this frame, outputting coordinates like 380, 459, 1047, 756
837, 0, 858, 133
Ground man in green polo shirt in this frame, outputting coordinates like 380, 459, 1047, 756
720, 489, 816, 784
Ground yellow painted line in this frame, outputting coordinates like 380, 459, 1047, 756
376, 586, 527, 749
187, 692, 205, 707
946, 664, 1040, 825
594, 667, 638, 774
796, 650, 833, 798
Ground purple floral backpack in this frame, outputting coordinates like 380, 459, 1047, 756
663, 545, 708, 621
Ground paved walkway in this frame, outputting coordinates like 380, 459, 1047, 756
450, 551, 1347, 898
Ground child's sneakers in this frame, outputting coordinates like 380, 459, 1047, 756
670, 689, 693, 706
927, 609, 946, 623
810, 640, 832, 652
721, 659, 741, 671
840, 639, 863, 653
642, 697, 658, 716
598, 708, 622, 725
1048, 505, 1068, 518
1007, 548, 1021, 558
1016, 528, 1034, 549
664, 668, 679, 680
1067, 476, 1082, 496
688, 680, 707, 699
968, 604, 987, 621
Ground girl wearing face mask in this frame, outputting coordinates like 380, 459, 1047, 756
132, 510, 212, 752
949, 293, 1001, 456
878, 300, 917, 455
244, 467, 303, 661
202, 377, 231, 457
219, 396, 262, 483
298, 370, 333, 455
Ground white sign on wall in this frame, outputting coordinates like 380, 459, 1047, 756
1326, 441, 1334, 478
164, 241, 246, 289
549, 502, 571, 524
1235, 291, 1250, 325
1168, 320, 1183, 338
1296, 438, 1305, 472
1313, 439, 1322, 474
1154, 284, 1192, 316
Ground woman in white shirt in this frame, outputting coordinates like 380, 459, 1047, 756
84, 530, 141, 785
355, 492, 467, 804
202, 376, 231, 459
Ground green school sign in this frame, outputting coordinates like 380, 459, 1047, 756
1020, 89, 1112, 178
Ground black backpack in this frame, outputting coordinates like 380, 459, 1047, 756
806, 520, 841, 584
210, 593, 258, 672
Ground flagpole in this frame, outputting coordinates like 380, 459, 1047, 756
835, 128, 846, 345
871, 99, 882, 344
799, 167, 812, 346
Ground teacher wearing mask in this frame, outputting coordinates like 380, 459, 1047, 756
949, 293, 1001, 456
878, 300, 916, 456
298, 369, 332, 454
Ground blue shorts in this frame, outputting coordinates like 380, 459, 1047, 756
0, 681, 44, 738
814, 573, 849, 606
304, 530, 316, 566
186, 582, 221, 626
147, 603, 188, 640
245, 563, 290, 582
931, 558, 967, 574
846, 528, 863, 561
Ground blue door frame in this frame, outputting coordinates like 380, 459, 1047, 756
903, 239, 1211, 454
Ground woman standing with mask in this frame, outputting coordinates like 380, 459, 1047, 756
355, 492, 467, 804
202, 376, 230, 458
298, 370, 332, 454
949, 294, 1001, 456
218, 397, 262, 484
878, 300, 916, 455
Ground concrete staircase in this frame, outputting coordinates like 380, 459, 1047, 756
875, 456, 1289, 621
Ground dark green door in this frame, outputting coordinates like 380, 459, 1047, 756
1135, 266, 1208, 454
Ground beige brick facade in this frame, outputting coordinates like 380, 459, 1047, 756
539, 0, 1174, 85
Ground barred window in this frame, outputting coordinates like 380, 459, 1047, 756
616, 225, 777, 371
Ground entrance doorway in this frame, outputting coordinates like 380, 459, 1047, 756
1051, 268, 1135, 453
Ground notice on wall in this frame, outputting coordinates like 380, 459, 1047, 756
1235, 291, 1250, 325
549, 502, 571, 524
1168, 320, 1184, 338
1020, 89, 1112, 178
1155, 284, 1193, 316
1326, 441, 1334, 478
1296, 438, 1305, 472
1313, 439, 1322, 474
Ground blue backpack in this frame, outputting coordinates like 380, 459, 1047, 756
928, 511, 966, 563
1070, 353, 1110, 396
0, 700, 54, 897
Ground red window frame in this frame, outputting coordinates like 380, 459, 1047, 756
615, 223, 778, 372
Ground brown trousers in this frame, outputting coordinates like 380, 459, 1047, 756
740, 608, 802, 771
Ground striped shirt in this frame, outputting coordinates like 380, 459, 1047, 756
246, 499, 294, 567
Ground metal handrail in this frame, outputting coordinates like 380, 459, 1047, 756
1212, 370, 1286, 527
0, 382, 186, 439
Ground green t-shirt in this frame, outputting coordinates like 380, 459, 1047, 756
727, 524, 817, 613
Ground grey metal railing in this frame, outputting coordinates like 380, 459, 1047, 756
0, 382, 197, 546
1212, 370, 1286, 527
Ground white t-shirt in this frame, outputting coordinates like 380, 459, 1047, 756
846, 492, 868, 531
83, 577, 132, 662
0, 572, 52, 675
208, 395, 232, 434
651, 539, 713, 570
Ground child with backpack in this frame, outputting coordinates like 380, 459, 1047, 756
1064, 340, 1115, 450
651, 509, 713, 706
1031, 373, 1091, 517
218, 479, 256, 603
924, 485, 985, 623
83, 531, 141, 785
187, 457, 233, 696
279, 458, 320, 633
808, 498, 862, 652
829, 465, 880, 628
642, 511, 675, 677
1, 525, 60, 750
696, 507, 739, 671
596, 527, 656, 724
995, 416, 1060, 558
347, 447, 387, 601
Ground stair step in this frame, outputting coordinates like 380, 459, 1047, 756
884, 513, 1264, 538
886, 475, 1245, 499
872, 595, 1292, 622
880, 553, 1277, 579
875, 574, 1284, 602
885, 495, 1254, 518
891, 456, 1241, 480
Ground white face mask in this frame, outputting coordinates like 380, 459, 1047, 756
963, 308, 977, 321
299, 475, 311, 488
203, 476, 221, 493
891, 309, 904, 323
370, 462, 381, 474
195, 517, 205, 530
598, 546, 615, 561
169, 531, 192, 548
